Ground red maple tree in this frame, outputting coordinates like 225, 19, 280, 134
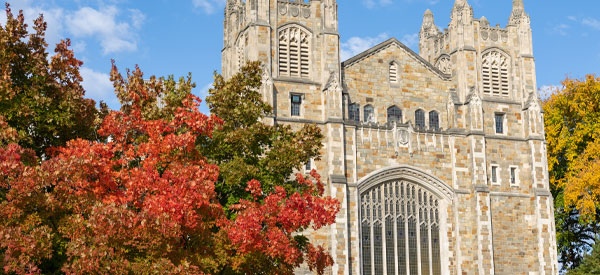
0, 61, 340, 274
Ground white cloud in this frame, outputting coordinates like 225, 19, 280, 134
66, 6, 143, 54
400, 33, 419, 48
198, 82, 213, 99
1, 1, 65, 48
563, 16, 600, 31
341, 33, 389, 61
362, 0, 393, 9
193, 0, 226, 14
80, 67, 117, 106
129, 9, 145, 29
581, 18, 600, 30
553, 24, 569, 36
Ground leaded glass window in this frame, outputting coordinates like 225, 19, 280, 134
360, 180, 442, 275
349, 103, 360, 122
429, 111, 439, 131
495, 114, 504, 134
415, 109, 425, 129
364, 105, 374, 123
291, 94, 302, 116
387, 106, 402, 124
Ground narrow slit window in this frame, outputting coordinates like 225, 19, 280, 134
491, 166, 498, 184
415, 109, 425, 129
429, 111, 440, 131
291, 94, 302, 116
364, 105, 374, 123
495, 114, 504, 134
510, 167, 517, 185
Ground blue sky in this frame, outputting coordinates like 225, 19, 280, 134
3, 0, 600, 114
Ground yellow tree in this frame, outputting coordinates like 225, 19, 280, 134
544, 74, 600, 269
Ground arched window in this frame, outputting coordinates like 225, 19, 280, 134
360, 181, 442, 275
429, 111, 439, 130
482, 50, 510, 97
279, 26, 310, 78
415, 109, 425, 129
349, 103, 360, 122
364, 105, 374, 123
387, 106, 402, 124
389, 62, 399, 83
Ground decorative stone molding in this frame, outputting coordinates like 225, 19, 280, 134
357, 165, 455, 201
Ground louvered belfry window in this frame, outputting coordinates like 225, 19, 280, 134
390, 62, 399, 83
279, 26, 310, 78
482, 51, 510, 97
361, 181, 442, 275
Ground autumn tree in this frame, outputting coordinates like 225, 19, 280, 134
0, 4, 99, 157
1, 58, 339, 274
201, 62, 336, 273
544, 74, 600, 270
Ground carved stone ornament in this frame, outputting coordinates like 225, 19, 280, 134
490, 29, 499, 41
323, 71, 342, 93
398, 129, 409, 146
435, 55, 452, 75
290, 6, 299, 17
302, 8, 310, 18
481, 30, 488, 40
279, 4, 287, 15
261, 65, 273, 86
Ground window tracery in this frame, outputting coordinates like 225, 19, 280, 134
482, 50, 510, 97
360, 180, 441, 275
278, 25, 310, 78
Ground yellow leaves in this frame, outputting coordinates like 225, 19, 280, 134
544, 74, 600, 222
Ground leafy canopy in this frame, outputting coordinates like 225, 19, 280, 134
543, 74, 600, 270
0, 4, 99, 157
0, 7, 339, 272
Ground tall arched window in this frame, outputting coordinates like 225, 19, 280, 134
429, 111, 439, 130
389, 62, 399, 84
279, 26, 310, 78
387, 106, 402, 124
415, 109, 425, 129
482, 50, 510, 97
364, 105, 374, 123
349, 103, 360, 122
360, 180, 441, 275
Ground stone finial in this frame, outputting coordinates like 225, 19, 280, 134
453, 0, 469, 8
422, 9, 434, 29
509, 0, 529, 25
480, 16, 489, 27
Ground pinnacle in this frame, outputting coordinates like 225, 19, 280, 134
424, 9, 433, 16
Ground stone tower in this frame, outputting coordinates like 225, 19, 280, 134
221, 0, 558, 274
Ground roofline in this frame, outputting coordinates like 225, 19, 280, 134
341, 37, 452, 81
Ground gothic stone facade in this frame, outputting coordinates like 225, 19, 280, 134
221, 0, 558, 274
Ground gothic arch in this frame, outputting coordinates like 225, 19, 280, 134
277, 23, 313, 78
481, 47, 512, 97
357, 165, 454, 201
357, 166, 453, 275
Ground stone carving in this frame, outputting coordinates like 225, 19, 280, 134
290, 6, 299, 17
435, 55, 451, 75
279, 4, 287, 15
398, 128, 409, 146
302, 8, 310, 18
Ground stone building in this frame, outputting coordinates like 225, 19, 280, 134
221, 0, 558, 274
